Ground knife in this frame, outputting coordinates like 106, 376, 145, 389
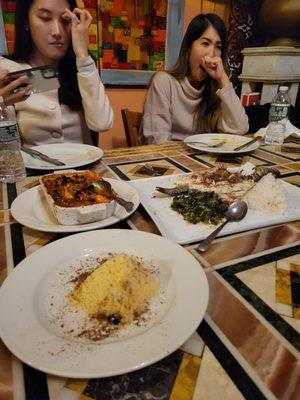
21, 147, 66, 166
234, 136, 261, 151
281, 145, 300, 153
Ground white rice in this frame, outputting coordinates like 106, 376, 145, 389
244, 173, 286, 214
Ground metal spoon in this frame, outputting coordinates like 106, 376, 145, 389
93, 179, 134, 212
197, 200, 248, 252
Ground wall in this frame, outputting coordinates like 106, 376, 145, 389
99, 0, 230, 149
99, 87, 147, 149
184, 0, 230, 31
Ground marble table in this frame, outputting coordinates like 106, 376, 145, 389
0, 139, 299, 400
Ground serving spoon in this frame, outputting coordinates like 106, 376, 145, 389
197, 200, 248, 252
93, 179, 134, 212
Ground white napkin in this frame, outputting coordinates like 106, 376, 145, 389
227, 161, 255, 176
254, 119, 300, 138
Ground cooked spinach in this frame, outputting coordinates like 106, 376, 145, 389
171, 191, 227, 225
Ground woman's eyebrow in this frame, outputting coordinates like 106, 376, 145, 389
37, 8, 68, 17
36, 8, 51, 13
201, 36, 221, 44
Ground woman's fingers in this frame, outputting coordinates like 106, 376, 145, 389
64, 8, 92, 28
63, 8, 79, 26
73, 8, 93, 25
1, 75, 28, 93
0, 69, 9, 81
6, 86, 32, 105
64, 7, 91, 58
0, 72, 32, 105
203, 56, 221, 69
201, 56, 228, 85
0, 90, 31, 106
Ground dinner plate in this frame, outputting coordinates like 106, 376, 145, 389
0, 229, 209, 378
184, 133, 260, 154
130, 173, 300, 245
21, 143, 104, 170
11, 179, 139, 233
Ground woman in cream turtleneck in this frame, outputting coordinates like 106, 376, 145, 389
142, 13, 249, 144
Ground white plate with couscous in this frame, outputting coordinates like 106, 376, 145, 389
0, 229, 209, 378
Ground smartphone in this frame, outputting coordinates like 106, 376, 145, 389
6, 65, 60, 94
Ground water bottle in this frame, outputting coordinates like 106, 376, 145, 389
0, 97, 26, 183
265, 86, 291, 145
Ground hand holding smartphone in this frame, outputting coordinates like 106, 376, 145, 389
0, 68, 32, 106
6, 65, 60, 95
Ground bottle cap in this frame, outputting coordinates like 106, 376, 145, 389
279, 86, 289, 92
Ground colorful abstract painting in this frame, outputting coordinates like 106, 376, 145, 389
0, 0, 15, 55
97, 0, 168, 72
1, 0, 168, 73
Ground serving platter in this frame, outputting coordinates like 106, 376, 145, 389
0, 229, 209, 378
130, 173, 300, 245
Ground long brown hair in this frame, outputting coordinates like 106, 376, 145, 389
168, 13, 228, 133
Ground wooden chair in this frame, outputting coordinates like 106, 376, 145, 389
121, 108, 143, 147
90, 130, 99, 147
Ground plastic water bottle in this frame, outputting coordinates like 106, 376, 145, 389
0, 97, 26, 183
265, 86, 291, 145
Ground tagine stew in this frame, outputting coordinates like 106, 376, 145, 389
41, 171, 114, 207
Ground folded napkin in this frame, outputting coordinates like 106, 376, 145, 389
254, 119, 300, 138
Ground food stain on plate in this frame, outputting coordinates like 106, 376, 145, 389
63, 150, 101, 163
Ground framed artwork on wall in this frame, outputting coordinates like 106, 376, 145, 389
0, 5, 6, 55
96, 0, 185, 85
0, 0, 185, 86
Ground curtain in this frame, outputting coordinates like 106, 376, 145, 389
226, 0, 264, 94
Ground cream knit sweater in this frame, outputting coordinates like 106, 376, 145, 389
143, 71, 249, 144
0, 56, 113, 147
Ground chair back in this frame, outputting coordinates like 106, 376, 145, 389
90, 130, 99, 146
121, 108, 143, 147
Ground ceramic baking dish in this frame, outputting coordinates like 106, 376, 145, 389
39, 170, 116, 225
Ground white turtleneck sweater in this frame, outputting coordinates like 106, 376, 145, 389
142, 71, 249, 144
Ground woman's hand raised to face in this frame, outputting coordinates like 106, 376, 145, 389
201, 56, 230, 88
63, 7, 92, 59
0, 69, 33, 106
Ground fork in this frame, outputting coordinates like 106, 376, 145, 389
185, 140, 226, 148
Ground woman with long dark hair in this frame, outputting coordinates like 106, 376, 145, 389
0, 0, 113, 146
143, 13, 248, 143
